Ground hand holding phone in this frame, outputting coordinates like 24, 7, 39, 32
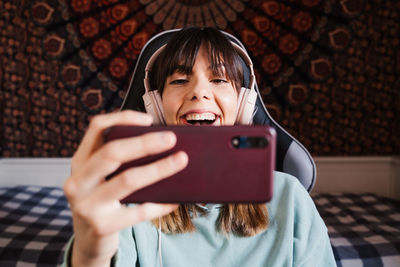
63, 111, 186, 266
104, 125, 276, 203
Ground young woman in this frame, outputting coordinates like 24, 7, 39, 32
62, 27, 336, 267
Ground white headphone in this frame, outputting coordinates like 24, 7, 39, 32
142, 41, 258, 125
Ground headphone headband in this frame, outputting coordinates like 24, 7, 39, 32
140, 29, 258, 125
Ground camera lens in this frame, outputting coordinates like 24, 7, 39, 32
246, 137, 268, 148
231, 137, 240, 148
258, 138, 268, 147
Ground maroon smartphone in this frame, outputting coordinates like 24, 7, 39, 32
104, 125, 276, 203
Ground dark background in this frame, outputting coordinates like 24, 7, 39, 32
0, 0, 399, 157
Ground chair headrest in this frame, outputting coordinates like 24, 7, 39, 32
120, 28, 317, 192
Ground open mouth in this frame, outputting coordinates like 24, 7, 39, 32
181, 112, 219, 126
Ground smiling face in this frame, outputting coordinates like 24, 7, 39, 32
148, 28, 244, 125
161, 45, 239, 126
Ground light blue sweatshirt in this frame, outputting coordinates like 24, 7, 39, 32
63, 172, 336, 266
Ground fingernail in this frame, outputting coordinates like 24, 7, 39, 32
173, 151, 188, 166
160, 132, 176, 146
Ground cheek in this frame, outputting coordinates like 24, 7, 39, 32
161, 93, 179, 124
218, 90, 239, 123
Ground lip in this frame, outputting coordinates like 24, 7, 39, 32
179, 110, 220, 126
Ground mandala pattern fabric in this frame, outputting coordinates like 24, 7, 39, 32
0, 0, 399, 157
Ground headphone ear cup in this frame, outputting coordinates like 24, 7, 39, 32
236, 87, 257, 125
142, 91, 165, 125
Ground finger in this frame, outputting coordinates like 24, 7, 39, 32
73, 110, 153, 165
95, 203, 179, 235
89, 151, 188, 203
66, 131, 179, 199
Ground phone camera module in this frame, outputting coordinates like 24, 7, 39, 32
231, 137, 240, 148
232, 136, 268, 149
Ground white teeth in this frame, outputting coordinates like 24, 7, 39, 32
185, 112, 216, 121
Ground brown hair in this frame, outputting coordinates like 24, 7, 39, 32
152, 203, 269, 237
149, 27, 243, 95
149, 27, 269, 237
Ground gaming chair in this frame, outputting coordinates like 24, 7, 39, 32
120, 29, 316, 192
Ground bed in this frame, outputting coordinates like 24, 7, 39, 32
1, 186, 399, 266
313, 192, 400, 266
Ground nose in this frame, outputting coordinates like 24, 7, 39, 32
186, 77, 212, 101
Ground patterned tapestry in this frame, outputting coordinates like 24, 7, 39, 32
0, 0, 399, 157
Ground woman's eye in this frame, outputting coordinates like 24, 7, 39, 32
170, 79, 188, 85
211, 79, 228, 84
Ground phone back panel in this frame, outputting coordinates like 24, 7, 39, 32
104, 125, 276, 203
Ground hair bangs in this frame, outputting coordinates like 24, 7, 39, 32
166, 36, 202, 77
203, 29, 243, 90
150, 27, 243, 94
207, 42, 242, 89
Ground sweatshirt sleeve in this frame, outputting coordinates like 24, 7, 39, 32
290, 177, 337, 267
60, 236, 74, 267
60, 237, 119, 267
297, 229, 337, 267
113, 226, 138, 266
60, 227, 137, 267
